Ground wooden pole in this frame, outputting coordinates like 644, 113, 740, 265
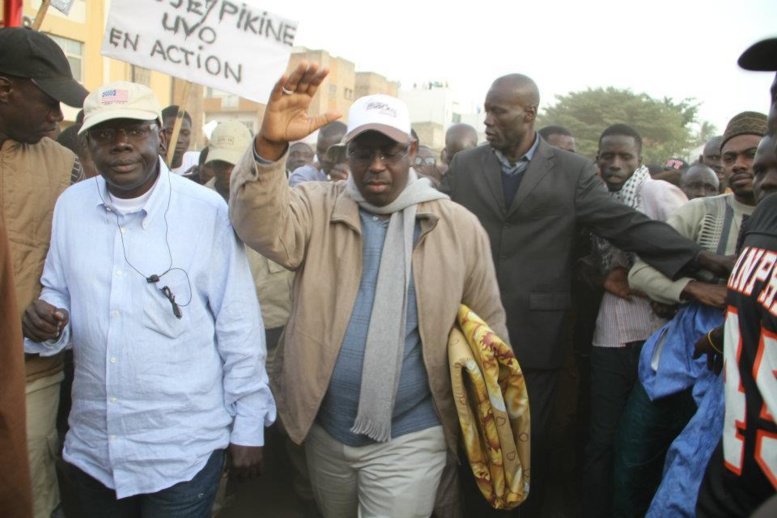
31, 0, 51, 30
165, 80, 192, 167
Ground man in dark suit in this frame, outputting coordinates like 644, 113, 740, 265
443, 73, 727, 516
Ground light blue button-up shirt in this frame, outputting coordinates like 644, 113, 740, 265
25, 161, 275, 498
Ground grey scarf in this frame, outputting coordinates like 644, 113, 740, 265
345, 169, 448, 442
594, 165, 651, 273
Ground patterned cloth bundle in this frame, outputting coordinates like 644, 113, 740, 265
448, 305, 531, 509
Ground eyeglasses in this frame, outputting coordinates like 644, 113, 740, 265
346, 145, 410, 166
414, 156, 437, 166
88, 124, 158, 144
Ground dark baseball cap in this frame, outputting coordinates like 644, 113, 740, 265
738, 37, 777, 71
0, 27, 88, 107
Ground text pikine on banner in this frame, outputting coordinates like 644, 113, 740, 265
101, 0, 298, 103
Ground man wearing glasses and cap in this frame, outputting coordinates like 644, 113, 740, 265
0, 27, 88, 518
230, 62, 507, 517
22, 81, 275, 517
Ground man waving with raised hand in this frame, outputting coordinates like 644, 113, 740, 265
230, 62, 508, 517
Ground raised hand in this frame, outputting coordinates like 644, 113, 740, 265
256, 61, 342, 161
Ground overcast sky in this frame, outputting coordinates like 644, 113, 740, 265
260, 0, 776, 134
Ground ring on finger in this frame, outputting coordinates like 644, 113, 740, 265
281, 86, 294, 95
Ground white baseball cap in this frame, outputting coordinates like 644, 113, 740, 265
79, 81, 161, 134
344, 94, 412, 144
206, 120, 252, 166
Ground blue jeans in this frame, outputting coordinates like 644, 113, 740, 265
67, 449, 224, 518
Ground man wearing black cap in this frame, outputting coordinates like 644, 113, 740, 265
0, 27, 88, 518
693, 38, 777, 518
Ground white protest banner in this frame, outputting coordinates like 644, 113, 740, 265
50, 0, 74, 15
101, 0, 298, 103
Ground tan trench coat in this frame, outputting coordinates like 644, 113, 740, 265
229, 147, 508, 454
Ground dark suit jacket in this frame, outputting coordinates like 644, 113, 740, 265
443, 139, 701, 369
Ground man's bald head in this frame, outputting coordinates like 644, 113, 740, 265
490, 74, 540, 110
703, 136, 723, 156
484, 74, 541, 160
444, 123, 478, 164
681, 163, 720, 200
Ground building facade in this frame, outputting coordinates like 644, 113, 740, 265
14, 1, 174, 124
4, 5, 406, 152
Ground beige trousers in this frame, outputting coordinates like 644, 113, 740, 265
305, 424, 446, 518
26, 370, 64, 518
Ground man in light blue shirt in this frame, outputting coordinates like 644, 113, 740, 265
22, 81, 275, 517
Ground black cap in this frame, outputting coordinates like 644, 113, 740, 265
0, 28, 88, 108
738, 37, 777, 71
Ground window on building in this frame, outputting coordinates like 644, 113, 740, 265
344, 88, 353, 100
206, 87, 232, 98
328, 84, 337, 97
221, 96, 239, 109
130, 66, 151, 86
47, 34, 83, 82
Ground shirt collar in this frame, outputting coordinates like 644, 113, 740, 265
95, 157, 171, 229
493, 133, 540, 170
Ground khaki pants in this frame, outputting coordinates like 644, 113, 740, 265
305, 424, 446, 518
26, 371, 64, 518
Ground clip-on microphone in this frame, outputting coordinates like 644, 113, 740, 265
146, 275, 181, 318
161, 286, 183, 319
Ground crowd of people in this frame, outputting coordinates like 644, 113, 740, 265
1, 24, 776, 518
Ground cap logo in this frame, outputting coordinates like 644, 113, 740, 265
101, 89, 129, 105
215, 136, 237, 145
365, 101, 397, 118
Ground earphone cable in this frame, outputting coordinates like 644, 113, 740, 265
93, 167, 192, 308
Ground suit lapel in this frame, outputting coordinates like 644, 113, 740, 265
480, 149, 507, 213
508, 140, 554, 216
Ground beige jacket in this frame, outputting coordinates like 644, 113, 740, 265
1, 138, 76, 382
246, 247, 294, 330
230, 147, 508, 453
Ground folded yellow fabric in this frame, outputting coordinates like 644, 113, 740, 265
448, 304, 530, 510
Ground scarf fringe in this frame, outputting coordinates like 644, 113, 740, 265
351, 417, 391, 443
594, 165, 651, 272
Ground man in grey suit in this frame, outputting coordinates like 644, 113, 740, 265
443, 73, 728, 516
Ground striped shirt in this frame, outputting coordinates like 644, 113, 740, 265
592, 177, 687, 347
